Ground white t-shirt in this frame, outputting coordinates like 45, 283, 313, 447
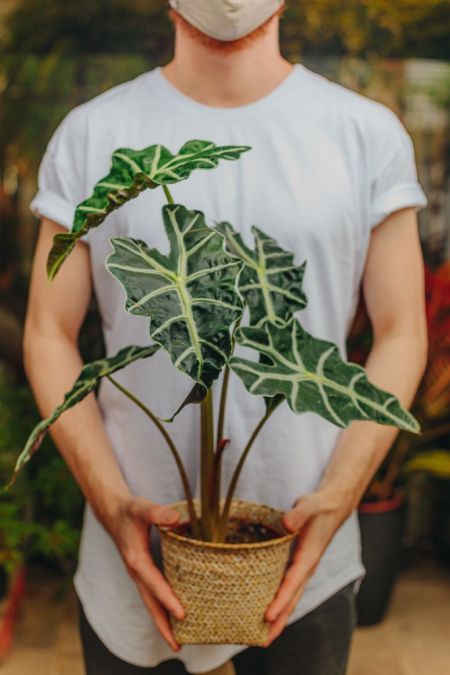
31, 63, 427, 673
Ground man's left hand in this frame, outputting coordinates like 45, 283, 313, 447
264, 488, 354, 646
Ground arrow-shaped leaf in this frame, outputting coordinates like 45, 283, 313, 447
47, 140, 251, 280
9, 344, 158, 486
230, 319, 420, 433
216, 222, 307, 326
106, 204, 243, 409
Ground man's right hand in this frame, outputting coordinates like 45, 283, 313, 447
108, 496, 185, 652
25, 221, 185, 653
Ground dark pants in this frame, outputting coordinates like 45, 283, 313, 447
78, 582, 356, 675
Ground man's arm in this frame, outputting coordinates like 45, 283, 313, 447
23, 219, 184, 650
264, 206, 428, 642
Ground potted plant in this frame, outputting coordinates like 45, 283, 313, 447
347, 298, 417, 626
347, 261, 450, 625
10, 140, 419, 645
0, 362, 83, 660
355, 424, 450, 626
402, 261, 450, 569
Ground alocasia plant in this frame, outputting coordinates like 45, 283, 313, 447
106, 204, 244, 416
11, 140, 420, 543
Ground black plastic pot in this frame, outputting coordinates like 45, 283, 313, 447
356, 493, 405, 626
0, 566, 7, 600
433, 477, 450, 568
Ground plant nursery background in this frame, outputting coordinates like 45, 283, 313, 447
0, 1, 449, 673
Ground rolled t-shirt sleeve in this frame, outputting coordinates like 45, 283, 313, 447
368, 109, 427, 229
30, 105, 90, 240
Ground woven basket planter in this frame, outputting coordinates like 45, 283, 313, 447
158, 500, 296, 645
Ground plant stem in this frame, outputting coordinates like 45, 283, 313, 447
163, 185, 174, 204
216, 366, 231, 452
216, 318, 241, 450
216, 407, 276, 541
200, 389, 215, 540
214, 318, 241, 525
106, 375, 200, 538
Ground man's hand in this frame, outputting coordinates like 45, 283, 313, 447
264, 489, 352, 646
109, 496, 185, 652
264, 208, 427, 646
24, 221, 185, 653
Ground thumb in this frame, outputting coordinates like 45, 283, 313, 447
282, 493, 324, 532
132, 499, 180, 526
150, 503, 181, 526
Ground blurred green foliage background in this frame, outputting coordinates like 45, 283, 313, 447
0, 0, 449, 576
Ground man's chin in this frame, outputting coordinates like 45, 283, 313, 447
168, 7, 283, 54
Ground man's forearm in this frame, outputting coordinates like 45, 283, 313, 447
318, 331, 427, 509
24, 332, 131, 534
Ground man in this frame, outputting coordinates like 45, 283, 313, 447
25, 1, 428, 673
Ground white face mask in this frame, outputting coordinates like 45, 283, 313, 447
169, 0, 284, 42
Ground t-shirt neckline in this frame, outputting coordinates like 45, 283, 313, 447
148, 63, 307, 119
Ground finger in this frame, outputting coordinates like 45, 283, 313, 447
265, 544, 319, 622
263, 582, 306, 647
131, 558, 185, 620
268, 513, 336, 622
129, 498, 180, 527
138, 563, 185, 619
264, 610, 289, 647
282, 493, 325, 532
265, 557, 311, 622
137, 580, 181, 652
284, 583, 306, 619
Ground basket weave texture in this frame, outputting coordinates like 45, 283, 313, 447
159, 500, 295, 645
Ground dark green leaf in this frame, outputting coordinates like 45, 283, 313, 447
216, 222, 307, 326
47, 140, 251, 280
230, 320, 420, 433
106, 204, 243, 411
9, 344, 158, 486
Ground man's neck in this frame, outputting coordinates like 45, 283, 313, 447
162, 18, 293, 108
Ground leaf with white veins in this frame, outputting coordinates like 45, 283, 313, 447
106, 204, 243, 410
216, 222, 307, 326
9, 344, 159, 486
230, 319, 420, 433
47, 140, 250, 280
